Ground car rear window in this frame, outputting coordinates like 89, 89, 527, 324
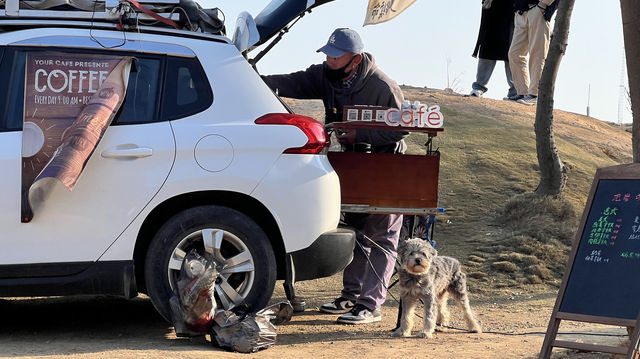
161, 56, 213, 121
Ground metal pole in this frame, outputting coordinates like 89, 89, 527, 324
587, 84, 591, 117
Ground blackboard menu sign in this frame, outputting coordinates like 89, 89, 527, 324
559, 179, 640, 320
541, 164, 640, 358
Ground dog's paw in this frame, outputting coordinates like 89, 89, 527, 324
392, 328, 410, 338
417, 330, 433, 339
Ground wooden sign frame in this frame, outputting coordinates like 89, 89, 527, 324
540, 163, 640, 358
328, 121, 442, 215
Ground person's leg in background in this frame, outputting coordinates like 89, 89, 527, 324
525, 8, 551, 97
471, 58, 498, 97
507, 12, 530, 101
504, 60, 517, 98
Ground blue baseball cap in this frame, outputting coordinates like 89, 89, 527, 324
316, 28, 364, 57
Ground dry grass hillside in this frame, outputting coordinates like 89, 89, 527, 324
285, 86, 633, 298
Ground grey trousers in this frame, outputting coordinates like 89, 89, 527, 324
472, 58, 517, 98
341, 213, 403, 311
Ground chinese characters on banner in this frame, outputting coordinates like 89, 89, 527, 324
21, 52, 132, 222
364, 0, 416, 25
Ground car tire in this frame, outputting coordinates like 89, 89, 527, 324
144, 205, 276, 322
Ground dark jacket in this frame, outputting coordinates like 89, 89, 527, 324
514, 0, 538, 11
472, 0, 514, 61
261, 53, 407, 153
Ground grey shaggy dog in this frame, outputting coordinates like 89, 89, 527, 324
393, 238, 482, 338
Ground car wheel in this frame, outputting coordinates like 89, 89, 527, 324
144, 205, 276, 321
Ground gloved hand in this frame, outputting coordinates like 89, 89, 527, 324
336, 128, 356, 146
481, 0, 493, 9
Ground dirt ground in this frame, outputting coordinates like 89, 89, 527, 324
0, 274, 629, 359
1, 90, 633, 358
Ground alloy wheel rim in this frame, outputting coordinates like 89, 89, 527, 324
167, 228, 255, 310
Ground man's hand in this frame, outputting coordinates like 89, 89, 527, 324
336, 128, 356, 146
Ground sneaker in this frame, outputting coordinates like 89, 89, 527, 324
469, 89, 483, 97
503, 94, 524, 101
517, 94, 538, 105
336, 304, 381, 324
319, 297, 354, 314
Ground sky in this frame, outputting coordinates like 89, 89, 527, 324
202, 0, 630, 124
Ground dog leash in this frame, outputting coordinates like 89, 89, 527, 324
353, 232, 402, 305
357, 229, 478, 331
357, 230, 400, 261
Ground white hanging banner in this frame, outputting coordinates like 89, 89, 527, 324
363, 0, 416, 25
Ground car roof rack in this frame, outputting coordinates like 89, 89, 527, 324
0, 0, 226, 36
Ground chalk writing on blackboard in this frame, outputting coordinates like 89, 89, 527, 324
630, 216, 640, 240
611, 193, 640, 201
559, 179, 640, 320
588, 207, 617, 246
584, 249, 608, 263
620, 252, 640, 259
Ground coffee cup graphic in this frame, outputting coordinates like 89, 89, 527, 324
22, 121, 45, 158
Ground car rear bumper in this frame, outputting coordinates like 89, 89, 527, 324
289, 227, 355, 281
251, 154, 342, 252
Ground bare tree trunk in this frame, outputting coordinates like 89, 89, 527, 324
534, 0, 575, 196
621, 0, 640, 162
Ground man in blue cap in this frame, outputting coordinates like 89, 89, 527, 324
262, 28, 407, 324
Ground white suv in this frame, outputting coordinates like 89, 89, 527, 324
0, 0, 354, 320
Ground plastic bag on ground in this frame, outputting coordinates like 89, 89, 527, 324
210, 301, 293, 353
170, 249, 218, 337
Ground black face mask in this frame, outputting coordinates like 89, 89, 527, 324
325, 57, 355, 82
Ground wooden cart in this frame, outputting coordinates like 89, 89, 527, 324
327, 121, 443, 216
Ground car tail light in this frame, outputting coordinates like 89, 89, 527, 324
255, 113, 330, 154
